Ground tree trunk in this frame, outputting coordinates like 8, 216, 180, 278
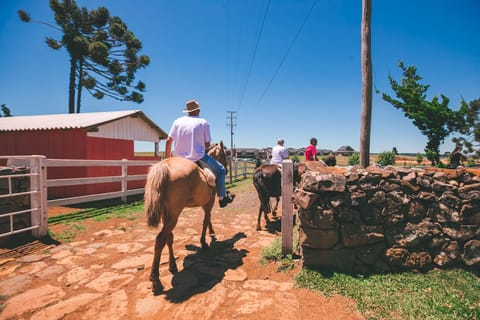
360, 0, 372, 168
76, 60, 83, 114
68, 58, 77, 114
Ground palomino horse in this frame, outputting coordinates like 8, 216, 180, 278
252, 162, 307, 230
144, 141, 227, 294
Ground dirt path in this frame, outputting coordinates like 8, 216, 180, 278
0, 186, 364, 319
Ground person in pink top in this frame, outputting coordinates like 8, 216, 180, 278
305, 137, 318, 161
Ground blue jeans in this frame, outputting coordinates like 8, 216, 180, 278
200, 154, 227, 197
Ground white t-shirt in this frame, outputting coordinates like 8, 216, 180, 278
271, 144, 288, 165
168, 115, 212, 161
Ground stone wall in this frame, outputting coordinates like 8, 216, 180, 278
0, 166, 31, 236
292, 165, 480, 273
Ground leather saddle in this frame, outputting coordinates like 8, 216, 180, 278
196, 160, 216, 187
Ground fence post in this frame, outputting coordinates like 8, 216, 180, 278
121, 159, 128, 203
31, 155, 48, 238
228, 155, 233, 184
281, 160, 293, 255
234, 158, 238, 182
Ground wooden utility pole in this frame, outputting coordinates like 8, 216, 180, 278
226, 111, 237, 183
360, 0, 372, 168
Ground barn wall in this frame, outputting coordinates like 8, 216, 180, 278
0, 130, 88, 197
45, 129, 88, 198
0, 130, 159, 198
84, 136, 130, 195
84, 136, 159, 194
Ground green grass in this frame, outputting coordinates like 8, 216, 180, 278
260, 226, 300, 271
226, 176, 253, 192
48, 201, 144, 225
259, 227, 480, 319
47, 201, 144, 242
295, 268, 480, 320
48, 223, 83, 242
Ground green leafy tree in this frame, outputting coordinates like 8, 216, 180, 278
19, 0, 149, 114
382, 61, 458, 166
1, 104, 12, 117
453, 98, 480, 157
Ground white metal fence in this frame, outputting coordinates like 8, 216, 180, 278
0, 156, 258, 239
228, 158, 258, 183
0, 155, 156, 239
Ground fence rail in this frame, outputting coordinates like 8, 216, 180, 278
228, 158, 258, 183
0, 155, 258, 239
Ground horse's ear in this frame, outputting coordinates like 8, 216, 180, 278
219, 141, 224, 148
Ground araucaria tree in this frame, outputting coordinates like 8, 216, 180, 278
0, 104, 12, 117
19, 0, 150, 113
382, 61, 458, 165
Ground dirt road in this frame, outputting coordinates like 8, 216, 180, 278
0, 184, 363, 320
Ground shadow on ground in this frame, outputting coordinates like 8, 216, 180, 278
164, 232, 248, 303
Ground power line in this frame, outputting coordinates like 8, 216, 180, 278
258, 0, 318, 103
238, 0, 271, 109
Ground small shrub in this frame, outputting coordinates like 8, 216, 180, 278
377, 150, 396, 166
416, 152, 423, 164
467, 158, 476, 167
437, 161, 446, 168
348, 152, 360, 166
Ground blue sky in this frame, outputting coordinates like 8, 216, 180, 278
1, 0, 479, 154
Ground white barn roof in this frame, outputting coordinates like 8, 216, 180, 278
0, 110, 167, 142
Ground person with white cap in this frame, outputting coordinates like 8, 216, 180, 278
270, 138, 288, 165
165, 99, 235, 208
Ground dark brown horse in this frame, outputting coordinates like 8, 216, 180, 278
144, 142, 227, 294
252, 162, 307, 230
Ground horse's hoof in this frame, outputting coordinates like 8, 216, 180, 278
201, 242, 209, 250
151, 281, 164, 295
272, 211, 277, 217
256, 225, 261, 231
169, 265, 178, 274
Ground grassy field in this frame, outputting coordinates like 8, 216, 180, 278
262, 236, 480, 320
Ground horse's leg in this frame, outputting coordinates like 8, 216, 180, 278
150, 229, 167, 294
150, 216, 178, 294
272, 196, 280, 217
201, 198, 215, 249
257, 206, 263, 231
263, 207, 270, 229
208, 221, 215, 237
167, 231, 177, 273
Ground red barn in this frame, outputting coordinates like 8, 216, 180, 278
0, 110, 167, 198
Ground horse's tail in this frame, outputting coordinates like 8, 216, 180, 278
144, 162, 169, 228
253, 168, 272, 213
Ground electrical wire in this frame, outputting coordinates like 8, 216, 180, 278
257, 0, 318, 103
238, 0, 271, 109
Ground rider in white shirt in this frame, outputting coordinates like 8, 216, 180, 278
165, 99, 235, 208
271, 138, 288, 165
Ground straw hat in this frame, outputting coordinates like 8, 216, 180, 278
183, 99, 201, 113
